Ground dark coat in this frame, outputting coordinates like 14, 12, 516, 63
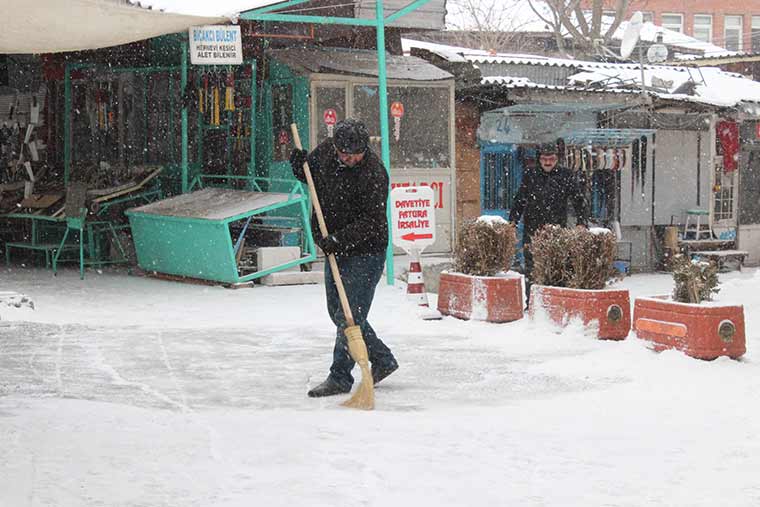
508, 165, 588, 238
292, 140, 389, 256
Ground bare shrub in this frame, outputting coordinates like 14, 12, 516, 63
671, 254, 720, 304
530, 225, 575, 287
530, 225, 618, 289
454, 217, 517, 276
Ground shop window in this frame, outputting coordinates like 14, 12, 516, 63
752, 16, 760, 53
314, 85, 346, 146
661, 13, 683, 33
272, 83, 293, 162
724, 15, 743, 52
693, 14, 713, 43
352, 84, 450, 169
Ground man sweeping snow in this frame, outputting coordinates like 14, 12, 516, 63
509, 141, 588, 307
290, 119, 398, 398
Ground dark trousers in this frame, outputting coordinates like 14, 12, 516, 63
523, 232, 535, 307
324, 253, 395, 388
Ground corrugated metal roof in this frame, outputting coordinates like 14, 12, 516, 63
267, 48, 453, 81
480, 76, 640, 95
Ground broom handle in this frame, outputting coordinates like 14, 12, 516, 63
291, 124, 356, 328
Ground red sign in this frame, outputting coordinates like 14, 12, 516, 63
391, 181, 445, 209
755, 122, 760, 139
323, 108, 337, 126
401, 232, 433, 241
390, 102, 405, 119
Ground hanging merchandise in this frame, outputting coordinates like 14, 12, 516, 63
639, 135, 648, 198
213, 73, 221, 126
631, 138, 639, 200
225, 70, 235, 112
717, 120, 739, 172
199, 72, 206, 113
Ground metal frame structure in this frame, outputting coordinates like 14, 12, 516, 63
241, 0, 437, 283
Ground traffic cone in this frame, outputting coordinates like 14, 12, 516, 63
407, 259, 429, 307
406, 256, 442, 320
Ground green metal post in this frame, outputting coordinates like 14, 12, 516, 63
249, 61, 257, 190
181, 41, 189, 193
240, 12, 377, 26
168, 75, 175, 163
64, 64, 71, 186
376, 0, 394, 284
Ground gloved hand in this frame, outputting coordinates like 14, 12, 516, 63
289, 148, 308, 172
317, 234, 341, 255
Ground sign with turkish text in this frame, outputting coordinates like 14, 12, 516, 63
391, 186, 436, 252
189, 25, 243, 65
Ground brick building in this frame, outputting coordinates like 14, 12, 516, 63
583, 1, 760, 52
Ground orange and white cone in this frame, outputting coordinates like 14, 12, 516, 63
406, 253, 442, 320
407, 259, 430, 307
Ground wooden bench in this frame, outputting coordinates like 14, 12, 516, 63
690, 249, 748, 271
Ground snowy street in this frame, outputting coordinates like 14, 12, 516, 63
1, 267, 759, 506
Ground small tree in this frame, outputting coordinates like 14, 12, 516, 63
671, 254, 720, 304
454, 217, 517, 276
530, 225, 618, 289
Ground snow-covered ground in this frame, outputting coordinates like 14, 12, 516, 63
1, 265, 759, 506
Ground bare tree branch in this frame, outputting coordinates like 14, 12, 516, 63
604, 0, 630, 39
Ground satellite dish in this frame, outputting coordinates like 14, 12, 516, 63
620, 11, 644, 59
647, 43, 668, 63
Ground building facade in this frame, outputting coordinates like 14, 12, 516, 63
584, 0, 760, 52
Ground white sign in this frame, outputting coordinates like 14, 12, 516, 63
391, 186, 436, 252
189, 25, 243, 65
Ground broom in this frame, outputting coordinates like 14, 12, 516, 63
290, 123, 374, 411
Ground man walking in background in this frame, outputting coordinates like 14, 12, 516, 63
509, 141, 588, 306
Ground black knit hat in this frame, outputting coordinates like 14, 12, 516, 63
537, 142, 559, 155
334, 118, 370, 154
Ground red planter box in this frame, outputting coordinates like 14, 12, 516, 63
529, 285, 631, 340
437, 272, 524, 323
633, 296, 746, 360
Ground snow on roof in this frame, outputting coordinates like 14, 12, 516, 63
569, 66, 760, 107
611, 20, 734, 60
404, 37, 760, 108
129, 0, 283, 17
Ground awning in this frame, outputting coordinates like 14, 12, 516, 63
267, 48, 453, 81
1, 0, 227, 54
478, 102, 634, 144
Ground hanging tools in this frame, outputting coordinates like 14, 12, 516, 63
225, 70, 235, 112
213, 72, 221, 126
199, 73, 206, 113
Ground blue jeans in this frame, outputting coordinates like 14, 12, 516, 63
324, 253, 395, 388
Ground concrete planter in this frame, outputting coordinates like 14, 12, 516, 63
633, 296, 746, 360
437, 271, 523, 323
529, 285, 631, 340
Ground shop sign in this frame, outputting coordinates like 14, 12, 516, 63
323, 108, 337, 137
755, 122, 760, 140
391, 181, 444, 209
390, 101, 404, 142
391, 186, 436, 252
189, 25, 243, 65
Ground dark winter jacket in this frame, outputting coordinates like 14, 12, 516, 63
292, 140, 389, 256
508, 165, 588, 237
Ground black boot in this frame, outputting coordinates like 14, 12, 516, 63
307, 376, 351, 398
372, 358, 399, 385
